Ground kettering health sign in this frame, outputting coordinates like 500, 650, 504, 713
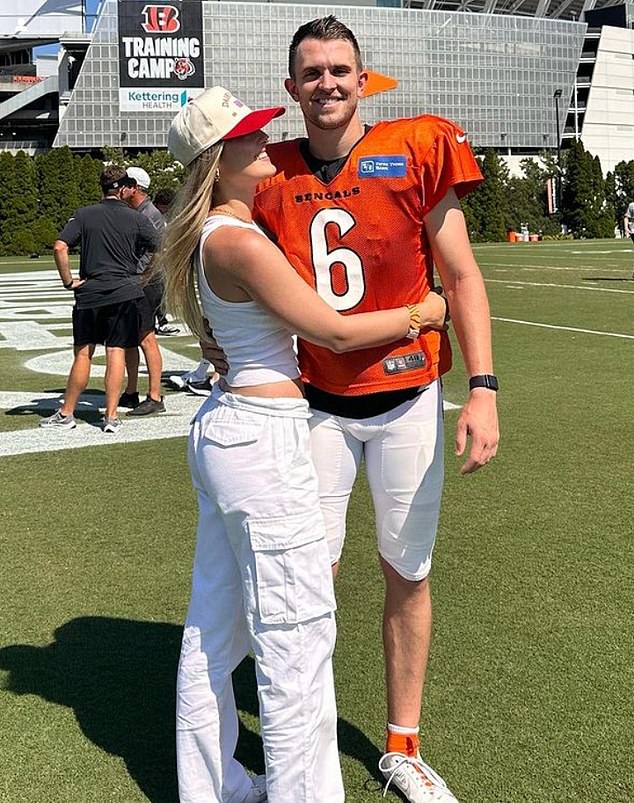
118, 0, 204, 112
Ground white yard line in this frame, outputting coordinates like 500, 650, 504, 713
0, 391, 205, 457
485, 278, 634, 294
474, 240, 631, 250
479, 262, 628, 273
0, 270, 63, 279
492, 317, 634, 340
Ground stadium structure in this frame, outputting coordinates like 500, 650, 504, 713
1, 0, 634, 171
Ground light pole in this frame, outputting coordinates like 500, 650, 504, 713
553, 88, 562, 211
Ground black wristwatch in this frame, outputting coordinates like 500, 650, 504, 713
63, 278, 74, 289
469, 374, 499, 392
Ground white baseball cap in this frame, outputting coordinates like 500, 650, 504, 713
126, 166, 151, 190
168, 86, 285, 166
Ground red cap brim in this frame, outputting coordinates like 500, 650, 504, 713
224, 106, 286, 140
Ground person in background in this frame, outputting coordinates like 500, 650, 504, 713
622, 200, 634, 280
41, 165, 158, 433
119, 166, 167, 416
153, 187, 176, 216
161, 85, 449, 803
152, 186, 182, 334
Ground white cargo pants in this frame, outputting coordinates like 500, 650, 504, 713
177, 388, 344, 803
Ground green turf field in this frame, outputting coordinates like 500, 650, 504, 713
0, 242, 632, 802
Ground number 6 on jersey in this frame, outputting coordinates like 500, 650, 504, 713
310, 208, 365, 311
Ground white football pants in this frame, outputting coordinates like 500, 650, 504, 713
177, 388, 344, 803
309, 380, 444, 580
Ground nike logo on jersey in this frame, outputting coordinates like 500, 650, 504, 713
456, 133, 468, 144
358, 156, 407, 178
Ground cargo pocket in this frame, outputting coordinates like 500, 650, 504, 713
202, 414, 264, 448
246, 514, 336, 626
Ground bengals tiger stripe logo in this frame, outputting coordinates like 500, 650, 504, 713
141, 5, 181, 33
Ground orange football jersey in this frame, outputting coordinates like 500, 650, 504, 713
254, 115, 483, 396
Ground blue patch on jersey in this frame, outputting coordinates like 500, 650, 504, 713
357, 156, 407, 178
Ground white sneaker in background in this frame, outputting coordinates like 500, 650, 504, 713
102, 417, 122, 434
39, 410, 76, 430
167, 373, 188, 390
168, 363, 212, 390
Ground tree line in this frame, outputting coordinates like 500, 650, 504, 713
0, 140, 632, 255
463, 139, 634, 241
0, 146, 183, 256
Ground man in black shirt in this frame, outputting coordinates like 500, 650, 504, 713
118, 165, 171, 416
40, 165, 159, 433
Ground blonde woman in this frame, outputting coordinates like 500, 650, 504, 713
162, 87, 448, 803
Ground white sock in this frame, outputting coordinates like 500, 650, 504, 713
387, 723, 420, 735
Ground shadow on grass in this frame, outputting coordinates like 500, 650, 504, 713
0, 616, 380, 801
4, 407, 105, 426
581, 276, 634, 282
0, 617, 259, 803
4, 389, 107, 424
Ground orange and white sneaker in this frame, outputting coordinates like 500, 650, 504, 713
379, 753, 459, 802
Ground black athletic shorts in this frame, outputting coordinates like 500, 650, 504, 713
139, 280, 163, 334
72, 298, 143, 348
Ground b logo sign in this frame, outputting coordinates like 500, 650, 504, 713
141, 4, 180, 33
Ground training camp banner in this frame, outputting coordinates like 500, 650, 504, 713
118, 0, 205, 112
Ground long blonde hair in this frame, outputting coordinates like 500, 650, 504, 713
158, 143, 223, 342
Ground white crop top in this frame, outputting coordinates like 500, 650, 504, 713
196, 215, 300, 388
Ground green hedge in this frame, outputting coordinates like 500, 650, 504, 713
0, 147, 184, 256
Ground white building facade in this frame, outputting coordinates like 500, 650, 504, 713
577, 25, 634, 171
